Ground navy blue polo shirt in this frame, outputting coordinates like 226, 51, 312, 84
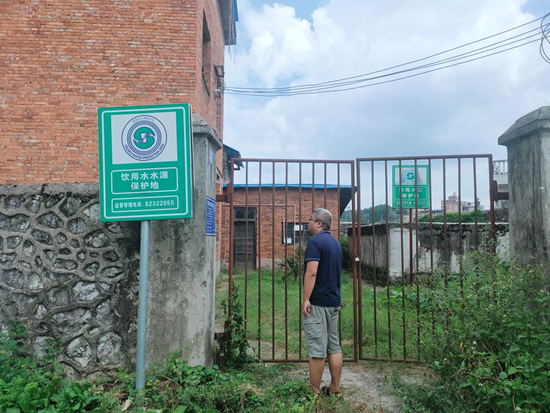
304, 230, 342, 307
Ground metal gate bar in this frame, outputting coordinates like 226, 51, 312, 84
228, 158, 358, 363
227, 154, 497, 364
355, 154, 496, 362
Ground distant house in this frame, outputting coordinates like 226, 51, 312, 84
220, 184, 354, 268
441, 192, 480, 213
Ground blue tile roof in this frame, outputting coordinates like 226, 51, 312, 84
227, 184, 354, 190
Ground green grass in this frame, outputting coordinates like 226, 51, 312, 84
0, 323, 380, 413
217, 269, 422, 361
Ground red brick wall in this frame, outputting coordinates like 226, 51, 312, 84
220, 188, 343, 267
1, 0, 226, 184
196, 0, 225, 138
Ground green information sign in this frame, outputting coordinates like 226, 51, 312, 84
392, 165, 430, 209
98, 104, 194, 222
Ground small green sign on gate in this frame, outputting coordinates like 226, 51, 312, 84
392, 165, 430, 209
98, 103, 194, 222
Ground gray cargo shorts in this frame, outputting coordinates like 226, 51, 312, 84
303, 304, 342, 358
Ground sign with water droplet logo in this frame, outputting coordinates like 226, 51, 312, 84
98, 104, 194, 221
392, 165, 430, 209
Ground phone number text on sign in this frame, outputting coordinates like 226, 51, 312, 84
111, 196, 179, 213
144, 200, 176, 207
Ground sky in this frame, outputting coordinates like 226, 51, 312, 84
222, 0, 549, 207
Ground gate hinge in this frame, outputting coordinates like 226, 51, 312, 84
216, 194, 229, 203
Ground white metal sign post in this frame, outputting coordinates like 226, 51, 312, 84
98, 103, 193, 391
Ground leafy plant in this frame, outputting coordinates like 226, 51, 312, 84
339, 235, 353, 270
394, 251, 550, 412
0, 320, 108, 412
0, 320, 365, 412
50, 382, 104, 412
341, 204, 400, 224
277, 245, 306, 282
215, 286, 256, 370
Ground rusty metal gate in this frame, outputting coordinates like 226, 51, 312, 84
354, 155, 497, 362
226, 155, 498, 363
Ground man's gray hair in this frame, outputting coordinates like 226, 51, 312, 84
313, 208, 333, 230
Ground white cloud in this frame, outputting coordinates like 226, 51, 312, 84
224, 0, 550, 164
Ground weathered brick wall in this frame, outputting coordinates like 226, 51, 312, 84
1, 0, 226, 185
220, 188, 344, 267
0, 184, 140, 378
197, 0, 225, 138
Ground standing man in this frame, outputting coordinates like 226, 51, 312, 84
302, 208, 343, 396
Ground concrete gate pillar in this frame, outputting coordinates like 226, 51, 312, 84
145, 114, 222, 367
498, 106, 550, 282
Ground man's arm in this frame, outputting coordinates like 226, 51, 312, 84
302, 260, 319, 316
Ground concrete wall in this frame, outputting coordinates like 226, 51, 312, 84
354, 222, 509, 283
146, 115, 221, 367
0, 116, 222, 375
499, 106, 550, 282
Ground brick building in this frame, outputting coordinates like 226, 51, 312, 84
1, 0, 236, 184
220, 184, 354, 268
0, 1, 239, 372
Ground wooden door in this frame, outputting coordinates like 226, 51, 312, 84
234, 221, 256, 269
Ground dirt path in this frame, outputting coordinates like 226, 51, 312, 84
285, 362, 428, 412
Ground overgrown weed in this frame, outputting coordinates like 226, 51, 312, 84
0, 300, 369, 412
393, 250, 550, 412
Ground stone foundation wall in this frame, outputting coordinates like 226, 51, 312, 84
0, 184, 140, 378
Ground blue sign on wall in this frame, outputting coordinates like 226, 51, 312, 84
206, 196, 216, 236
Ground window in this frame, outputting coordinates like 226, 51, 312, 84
282, 222, 312, 245
202, 13, 212, 96
234, 208, 256, 221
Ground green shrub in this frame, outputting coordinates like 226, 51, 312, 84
395, 251, 550, 412
339, 235, 353, 270
0, 320, 107, 413
277, 245, 306, 282
128, 359, 333, 413
215, 286, 256, 370
0, 321, 360, 412
419, 210, 486, 223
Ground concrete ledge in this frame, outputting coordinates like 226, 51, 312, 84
192, 114, 222, 152
498, 106, 550, 146
0, 183, 99, 197
349, 221, 505, 237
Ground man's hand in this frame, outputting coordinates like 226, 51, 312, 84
302, 299, 311, 317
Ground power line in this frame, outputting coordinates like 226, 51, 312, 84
228, 27, 543, 93
227, 27, 544, 95
541, 13, 550, 64
226, 38, 541, 96
226, 12, 549, 97
226, 38, 541, 97
229, 14, 546, 92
